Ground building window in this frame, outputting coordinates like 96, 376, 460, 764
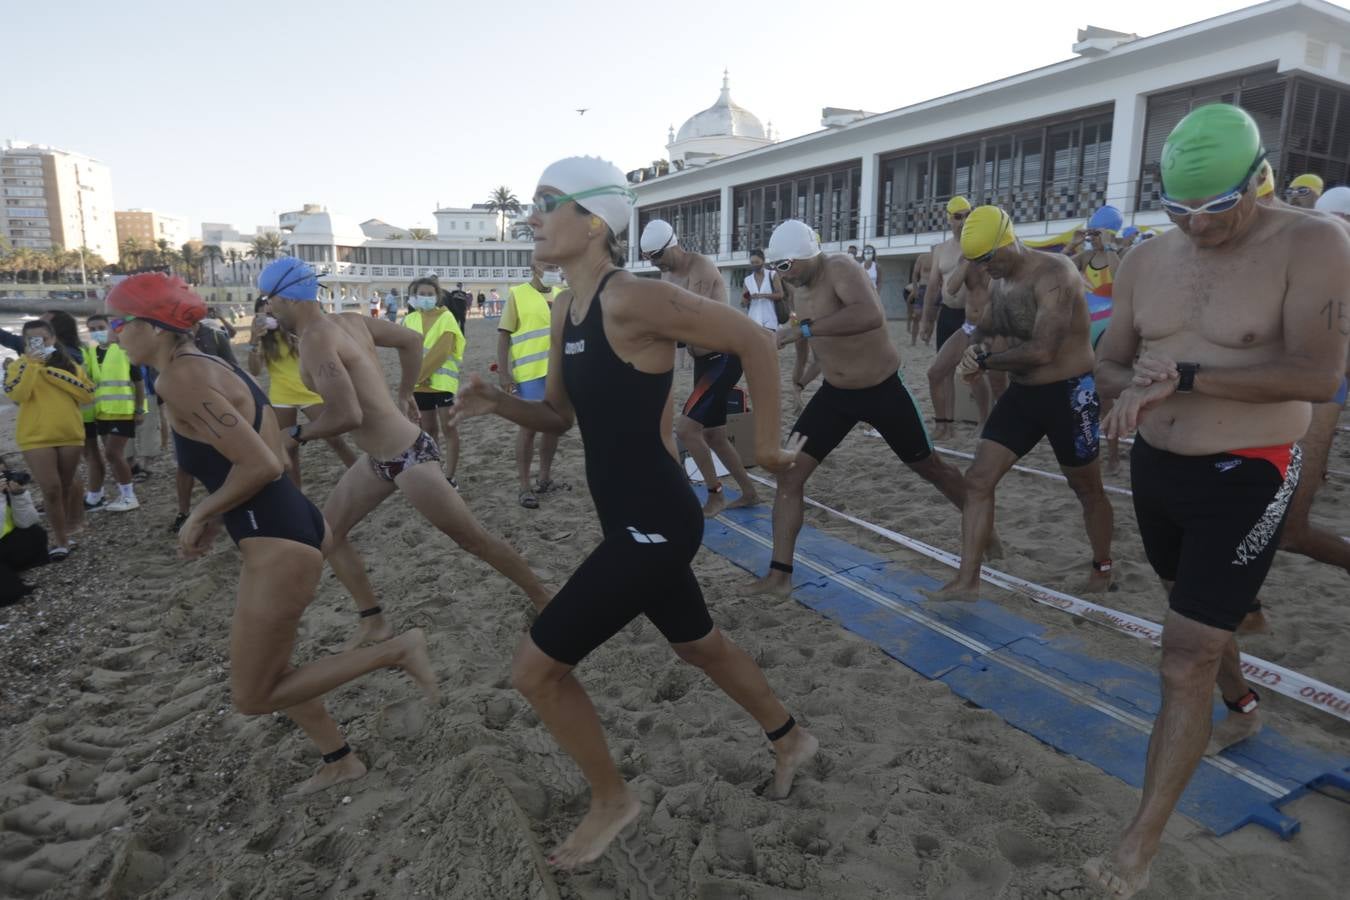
878, 107, 1113, 233
1137, 68, 1288, 211
415, 248, 461, 266
730, 162, 862, 254
636, 193, 721, 259
337, 245, 367, 264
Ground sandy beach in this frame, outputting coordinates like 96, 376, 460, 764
1, 317, 1347, 899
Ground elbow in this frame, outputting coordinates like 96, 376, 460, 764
261, 456, 286, 484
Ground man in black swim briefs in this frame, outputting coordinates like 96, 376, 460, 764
933, 205, 1114, 601
748, 220, 972, 598
639, 218, 760, 517
1088, 105, 1350, 899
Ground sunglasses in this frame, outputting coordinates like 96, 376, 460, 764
1160, 152, 1265, 217
533, 184, 638, 215
950, 212, 969, 221
1285, 187, 1313, 198
109, 316, 136, 332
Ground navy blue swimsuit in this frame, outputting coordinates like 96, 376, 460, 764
171, 353, 325, 550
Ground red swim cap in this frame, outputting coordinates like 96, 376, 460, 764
106, 273, 206, 333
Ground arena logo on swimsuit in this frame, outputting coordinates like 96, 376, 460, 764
564, 339, 586, 356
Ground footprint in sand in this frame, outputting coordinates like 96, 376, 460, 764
377, 698, 428, 740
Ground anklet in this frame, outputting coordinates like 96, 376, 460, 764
1092, 559, 1113, 574
358, 605, 383, 618
322, 743, 352, 764
769, 561, 794, 574
766, 716, 797, 741
1224, 689, 1259, 714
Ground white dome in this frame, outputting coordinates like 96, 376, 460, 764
675, 72, 765, 142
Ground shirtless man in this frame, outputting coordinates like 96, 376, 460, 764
259, 258, 552, 645
749, 220, 970, 596
923, 197, 992, 440
1087, 105, 1350, 898
639, 219, 760, 516
933, 206, 1113, 599
908, 250, 931, 346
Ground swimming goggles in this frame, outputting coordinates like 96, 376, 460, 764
769, 259, 794, 272
1159, 152, 1266, 217
642, 232, 676, 262
533, 185, 637, 214
109, 316, 136, 332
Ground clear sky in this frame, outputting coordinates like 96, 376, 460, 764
7, 0, 1270, 239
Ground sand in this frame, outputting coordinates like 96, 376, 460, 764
1, 317, 1347, 899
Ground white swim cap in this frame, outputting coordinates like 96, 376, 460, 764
536, 156, 636, 235
765, 219, 821, 262
1315, 185, 1350, 216
639, 219, 677, 254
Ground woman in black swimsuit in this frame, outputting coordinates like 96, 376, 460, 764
106, 273, 440, 796
451, 157, 817, 869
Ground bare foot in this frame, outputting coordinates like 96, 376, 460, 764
1084, 851, 1151, 899
747, 570, 793, 597
393, 629, 440, 704
764, 728, 818, 800
548, 788, 641, 870
1085, 570, 1112, 594
1206, 710, 1261, 756
702, 488, 727, 519
725, 489, 760, 510
925, 580, 982, 603
343, 612, 394, 652
287, 752, 367, 797
1237, 609, 1271, 635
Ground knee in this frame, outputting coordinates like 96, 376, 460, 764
1159, 644, 1221, 690
675, 418, 701, 444
672, 631, 723, 669
963, 467, 998, 498
231, 686, 270, 717
510, 654, 555, 700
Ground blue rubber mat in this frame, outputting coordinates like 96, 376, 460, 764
701, 501, 1350, 838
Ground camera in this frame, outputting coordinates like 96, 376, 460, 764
2, 470, 32, 486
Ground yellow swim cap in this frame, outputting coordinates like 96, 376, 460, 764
960, 206, 1015, 260
1291, 173, 1324, 194
1256, 160, 1274, 198
947, 196, 972, 215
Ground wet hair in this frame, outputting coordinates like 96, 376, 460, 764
44, 310, 81, 352
575, 203, 626, 267
22, 320, 77, 375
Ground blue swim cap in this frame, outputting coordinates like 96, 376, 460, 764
1087, 205, 1123, 232
258, 257, 319, 301
1121, 225, 1139, 239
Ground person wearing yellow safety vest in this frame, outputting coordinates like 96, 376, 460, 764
0, 471, 48, 606
498, 262, 566, 508
404, 277, 466, 484
83, 313, 144, 512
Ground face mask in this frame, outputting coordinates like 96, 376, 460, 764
863, 251, 875, 260
541, 271, 562, 286
264, 316, 279, 330
412, 296, 438, 310
1082, 239, 1094, 251
90, 330, 109, 344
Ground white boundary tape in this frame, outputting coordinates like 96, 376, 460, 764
933, 446, 1134, 497
744, 473, 1350, 723
718, 513, 1295, 797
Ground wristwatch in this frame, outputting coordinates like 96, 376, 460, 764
799, 318, 814, 339
1176, 362, 1200, 393
288, 423, 307, 444
975, 349, 991, 371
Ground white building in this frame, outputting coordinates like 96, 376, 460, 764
433, 204, 501, 240
279, 203, 325, 232
284, 210, 535, 308
1, 140, 119, 262
115, 208, 191, 250
665, 72, 776, 168
628, 0, 1350, 316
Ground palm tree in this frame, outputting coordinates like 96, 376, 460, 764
251, 232, 285, 261
407, 228, 434, 240
180, 243, 202, 284
226, 248, 242, 283
118, 237, 142, 273
485, 186, 522, 242
201, 244, 224, 285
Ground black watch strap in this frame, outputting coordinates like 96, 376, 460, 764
1177, 362, 1200, 393
290, 423, 306, 444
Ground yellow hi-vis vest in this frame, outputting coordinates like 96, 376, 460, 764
508, 283, 558, 383
87, 344, 136, 419
80, 344, 96, 423
404, 308, 464, 394
2, 503, 13, 539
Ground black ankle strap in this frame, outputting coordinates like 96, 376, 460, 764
769, 560, 794, 574
766, 716, 796, 742
358, 605, 383, 619
322, 743, 352, 764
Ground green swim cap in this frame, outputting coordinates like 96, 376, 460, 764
1161, 104, 1263, 200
